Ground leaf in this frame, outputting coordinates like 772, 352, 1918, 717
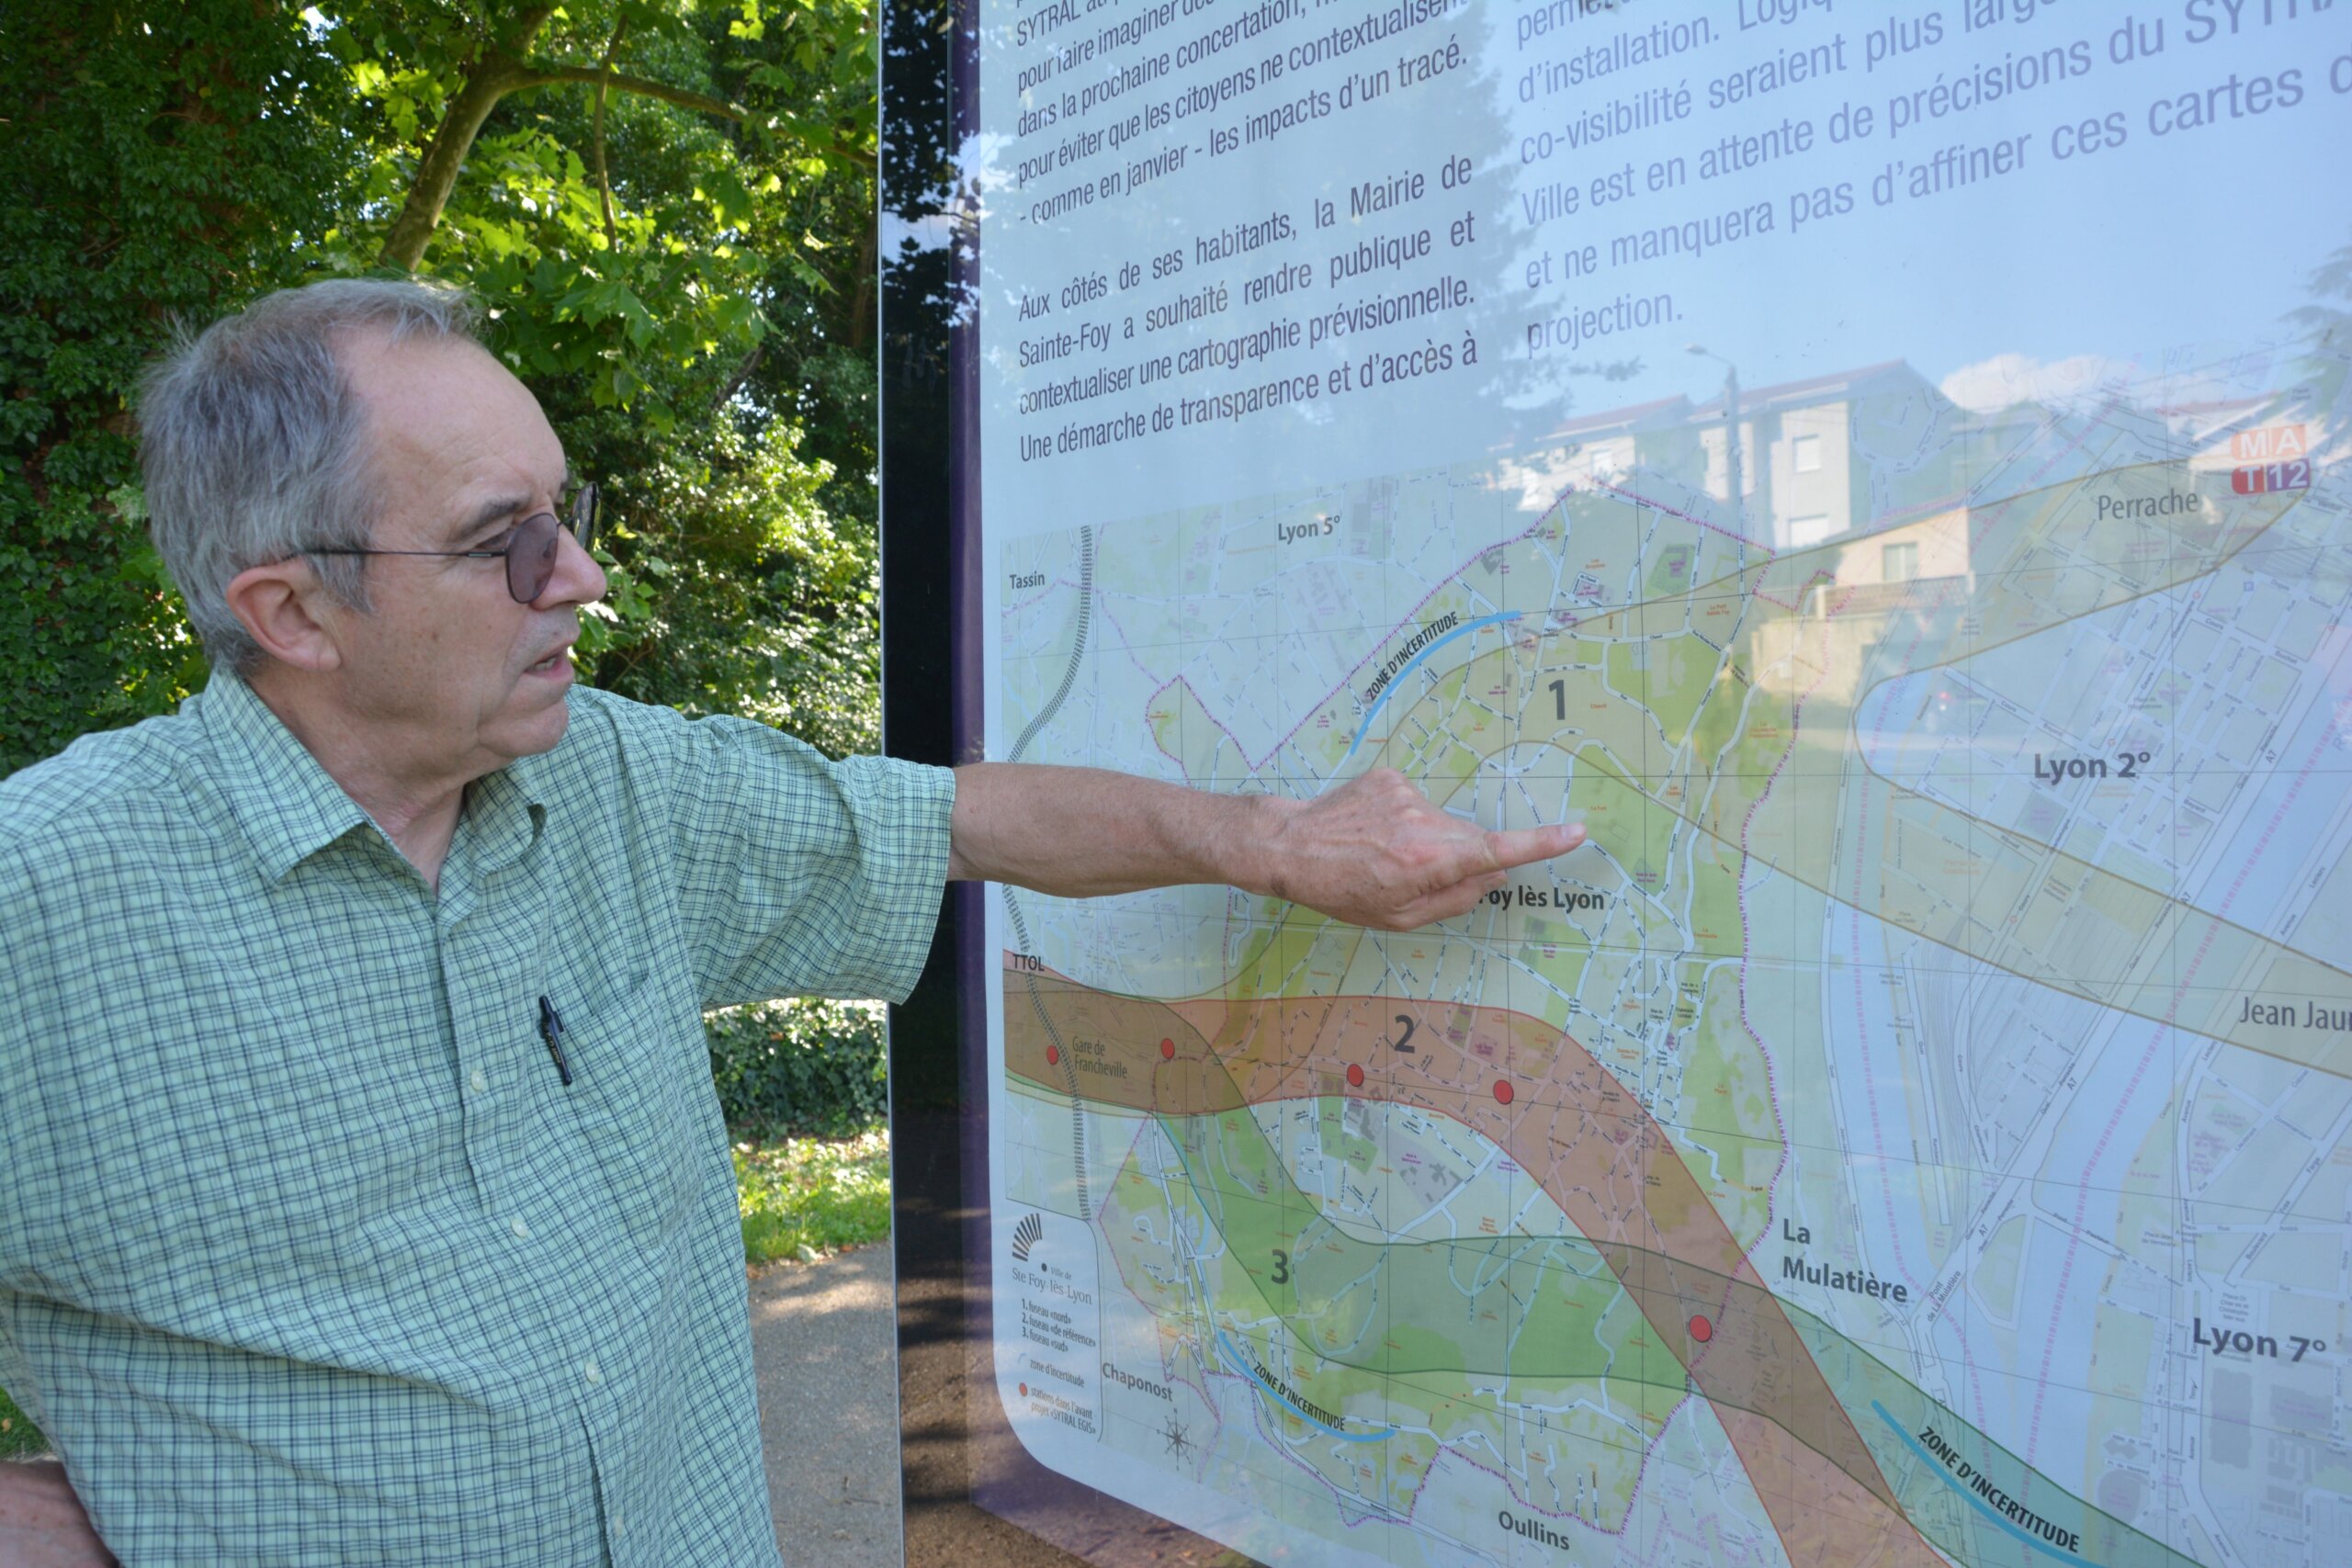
696, 167, 759, 229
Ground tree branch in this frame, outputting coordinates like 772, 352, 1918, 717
377, 14, 865, 274
492, 5, 551, 59
377, 5, 555, 271
518, 64, 876, 168
516, 64, 748, 124
590, 22, 627, 251
378, 54, 536, 271
713, 343, 763, 412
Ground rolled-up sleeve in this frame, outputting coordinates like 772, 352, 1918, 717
653, 709, 956, 1011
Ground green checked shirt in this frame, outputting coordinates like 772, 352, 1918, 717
0, 670, 954, 1566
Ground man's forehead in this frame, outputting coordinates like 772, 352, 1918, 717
343, 329, 566, 509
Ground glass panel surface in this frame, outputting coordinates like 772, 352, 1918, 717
892, 5, 2352, 1563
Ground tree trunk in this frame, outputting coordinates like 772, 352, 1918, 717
377, 6, 556, 273
375, 2, 752, 276
378, 59, 531, 271
847, 221, 876, 355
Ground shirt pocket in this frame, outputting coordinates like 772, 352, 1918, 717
552, 967, 719, 1252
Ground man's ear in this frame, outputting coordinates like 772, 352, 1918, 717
224, 558, 346, 673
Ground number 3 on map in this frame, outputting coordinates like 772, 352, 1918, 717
1270, 1249, 1290, 1285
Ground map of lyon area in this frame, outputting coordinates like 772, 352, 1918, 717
986, 355, 2351, 1567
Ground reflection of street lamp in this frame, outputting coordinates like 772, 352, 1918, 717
1687, 343, 1740, 523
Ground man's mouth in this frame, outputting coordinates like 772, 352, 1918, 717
526, 645, 572, 675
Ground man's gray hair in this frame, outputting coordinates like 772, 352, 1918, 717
139, 276, 484, 673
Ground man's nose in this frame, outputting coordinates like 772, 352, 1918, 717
536, 524, 607, 609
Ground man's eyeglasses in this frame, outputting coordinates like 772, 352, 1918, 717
303, 484, 601, 604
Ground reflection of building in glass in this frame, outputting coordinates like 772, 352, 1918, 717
2168, 393, 2319, 494
1537, 355, 2332, 629
1545, 359, 2027, 553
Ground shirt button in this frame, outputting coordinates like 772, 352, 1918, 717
469, 1068, 489, 1094
510, 1217, 530, 1240
583, 1359, 602, 1386
613, 1516, 627, 1537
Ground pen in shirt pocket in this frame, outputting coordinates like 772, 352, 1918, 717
537, 995, 573, 1086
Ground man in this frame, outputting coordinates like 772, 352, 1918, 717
0, 279, 1582, 1564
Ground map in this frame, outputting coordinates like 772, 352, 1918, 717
986, 349, 2352, 1566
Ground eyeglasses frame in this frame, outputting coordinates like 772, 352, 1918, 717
300, 483, 602, 605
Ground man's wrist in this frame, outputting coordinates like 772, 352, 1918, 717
1204, 789, 1295, 901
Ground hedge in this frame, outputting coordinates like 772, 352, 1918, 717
704, 998, 889, 1137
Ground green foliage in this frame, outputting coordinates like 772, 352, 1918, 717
2, 0, 885, 773
706, 998, 888, 1136
593, 417, 877, 754
0, 1382, 43, 1459
733, 1129, 891, 1266
0, 3, 358, 772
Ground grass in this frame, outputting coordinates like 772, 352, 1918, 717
0, 1382, 43, 1460
734, 1127, 892, 1268
0, 1128, 892, 1459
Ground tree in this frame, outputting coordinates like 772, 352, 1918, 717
0, 0, 886, 775
0, 2, 359, 771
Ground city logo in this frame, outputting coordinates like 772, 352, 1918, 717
2229, 423, 2306, 462
2223, 423, 2312, 496
1012, 1212, 1044, 1264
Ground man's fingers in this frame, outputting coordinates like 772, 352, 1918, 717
1382, 867, 1508, 931
1379, 821, 1583, 906
1482, 820, 1586, 873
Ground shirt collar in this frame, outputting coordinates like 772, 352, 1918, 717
464, 754, 549, 879
195, 667, 373, 884
194, 668, 551, 885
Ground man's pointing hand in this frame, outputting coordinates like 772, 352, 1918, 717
1256, 768, 1587, 931
949, 762, 1586, 932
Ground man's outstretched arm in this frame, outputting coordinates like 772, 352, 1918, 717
947, 764, 1585, 932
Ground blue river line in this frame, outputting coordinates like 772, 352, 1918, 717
1869, 1401, 2099, 1567
1344, 611, 1523, 761
1216, 1328, 1392, 1444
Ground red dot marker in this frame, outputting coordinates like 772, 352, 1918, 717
1019, 1382, 1029, 1397
1160, 1037, 1176, 1060
1046, 1045, 1060, 1066
1689, 1314, 1713, 1344
1493, 1079, 1514, 1106
1346, 1063, 1365, 1089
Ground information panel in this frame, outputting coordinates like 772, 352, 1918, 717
963, 3, 2351, 1562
